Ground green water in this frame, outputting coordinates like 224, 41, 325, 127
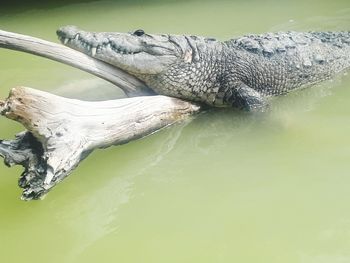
1, 0, 350, 262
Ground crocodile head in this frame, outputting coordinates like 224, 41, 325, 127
56, 25, 197, 75
57, 26, 224, 105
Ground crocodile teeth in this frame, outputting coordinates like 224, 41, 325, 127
63, 38, 69, 45
74, 34, 79, 40
44, 170, 54, 185
91, 47, 97, 57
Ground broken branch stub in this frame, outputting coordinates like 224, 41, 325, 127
0, 87, 200, 200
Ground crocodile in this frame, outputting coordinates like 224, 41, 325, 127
57, 26, 350, 111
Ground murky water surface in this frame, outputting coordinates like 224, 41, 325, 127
0, 0, 350, 262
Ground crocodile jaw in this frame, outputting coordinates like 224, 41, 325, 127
57, 26, 185, 75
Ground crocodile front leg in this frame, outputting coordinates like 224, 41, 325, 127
220, 82, 268, 112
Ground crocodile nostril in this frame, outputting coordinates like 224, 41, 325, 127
56, 29, 65, 38
133, 29, 145, 36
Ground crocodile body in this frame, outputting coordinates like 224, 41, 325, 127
57, 27, 350, 111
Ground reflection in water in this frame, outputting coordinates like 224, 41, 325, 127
53, 78, 126, 101
58, 173, 134, 262
55, 122, 188, 262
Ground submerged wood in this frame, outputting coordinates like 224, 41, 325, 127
0, 87, 200, 200
0, 29, 153, 96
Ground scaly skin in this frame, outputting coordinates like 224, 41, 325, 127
57, 26, 350, 111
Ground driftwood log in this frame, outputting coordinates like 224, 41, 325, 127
0, 29, 200, 200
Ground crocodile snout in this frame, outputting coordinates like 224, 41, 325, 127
56, 25, 79, 40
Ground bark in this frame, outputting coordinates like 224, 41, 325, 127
0, 87, 200, 200
0, 29, 201, 200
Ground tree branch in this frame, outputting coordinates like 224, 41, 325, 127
0, 87, 200, 200
0, 29, 202, 200
0, 29, 152, 96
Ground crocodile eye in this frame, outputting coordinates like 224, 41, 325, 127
133, 29, 145, 36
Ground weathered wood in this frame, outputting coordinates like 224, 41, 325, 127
0, 29, 153, 96
0, 29, 203, 200
0, 87, 200, 200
